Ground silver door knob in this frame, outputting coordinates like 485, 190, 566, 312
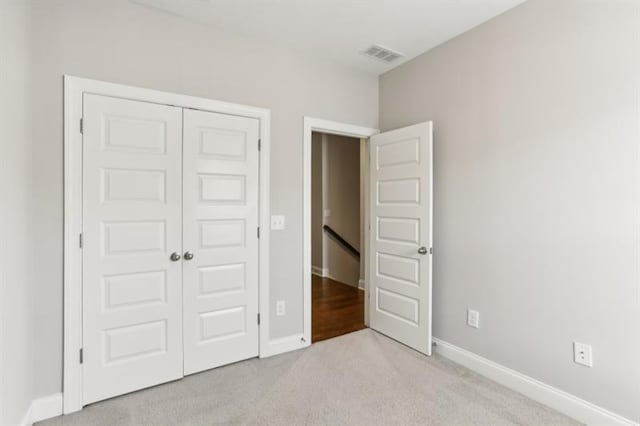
418, 246, 428, 255
184, 251, 194, 261
170, 252, 181, 262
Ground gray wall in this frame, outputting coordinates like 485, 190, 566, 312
30, 0, 378, 399
0, 1, 35, 424
380, 0, 640, 421
325, 134, 361, 287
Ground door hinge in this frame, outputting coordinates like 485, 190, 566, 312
79, 348, 83, 364
257, 227, 260, 239
79, 233, 83, 248
80, 118, 84, 134
257, 313, 261, 325
258, 138, 261, 151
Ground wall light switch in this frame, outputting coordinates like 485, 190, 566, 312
271, 215, 285, 230
276, 300, 286, 316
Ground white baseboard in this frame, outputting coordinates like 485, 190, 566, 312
19, 393, 63, 426
31, 393, 63, 423
433, 338, 637, 426
19, 406, 31, 426
261, 333, 310, 358
312, 267, 360, 289
311, 266, 328, 277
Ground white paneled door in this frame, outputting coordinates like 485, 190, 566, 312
182, 109, 260, 375
82, 95, 184, 404
82, 94, 261, 404
368, 122, 433, 355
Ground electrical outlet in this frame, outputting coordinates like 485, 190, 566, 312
271, 215, 285, 230
324, 209, 331, 217
467, 309, 480, 328
573, 342, 593, 367
276, 300, 286, 316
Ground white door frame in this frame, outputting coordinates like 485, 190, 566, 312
302, 117, 378, 343
63, 76, 271, 414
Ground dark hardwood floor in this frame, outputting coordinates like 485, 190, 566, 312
312, 275, 366, 343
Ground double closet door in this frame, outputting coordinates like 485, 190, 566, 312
81, 94, 260, 405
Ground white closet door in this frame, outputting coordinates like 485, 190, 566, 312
82, 95, 184, 404
182, 109, 260, 375
368, 122, 433, 355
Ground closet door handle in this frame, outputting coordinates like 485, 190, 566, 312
170, 252, 181, 262
184, 251, 194, 261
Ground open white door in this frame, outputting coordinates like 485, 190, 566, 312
368, 122, 433, 355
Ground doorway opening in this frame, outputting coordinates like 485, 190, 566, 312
311, 131, 366, 342
303, 117, 433, 354
302, 117, 378, 345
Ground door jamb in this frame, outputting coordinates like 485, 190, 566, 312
302, 117, 379, 344
63, 76, 271, 414
320, 134, 329, 277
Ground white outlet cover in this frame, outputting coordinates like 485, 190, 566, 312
467, 309, 480, 329
271, 215, 285, 230
573, 342, 593, 367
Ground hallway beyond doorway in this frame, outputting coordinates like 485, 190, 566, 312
311, 275, 365, 342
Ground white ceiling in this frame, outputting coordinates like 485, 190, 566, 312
133, 0, 526, 74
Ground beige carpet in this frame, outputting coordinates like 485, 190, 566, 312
39, 329, 579, 425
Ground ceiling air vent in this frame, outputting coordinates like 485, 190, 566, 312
363, 44, 404, 64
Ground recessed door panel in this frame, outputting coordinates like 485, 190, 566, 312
82, 94, 183, 405
369, 122, 433, 355
198, 307, 246, 342
104, 320, 168, 364
377, 252, 420, 286
103, 271, 167, 310
102, 221, 166, 255
199, 174, 246, 204
377, 217, 420, 245
200, 128, 247, 160
183, 109, 260, 375
377, 178, 420, 205
102, 169, 166, 203
376, 138, 419, 169
199, 219, 246, 249
199, 263, 246, 296
102, 115, 167, 153
376, 288, 419, 324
